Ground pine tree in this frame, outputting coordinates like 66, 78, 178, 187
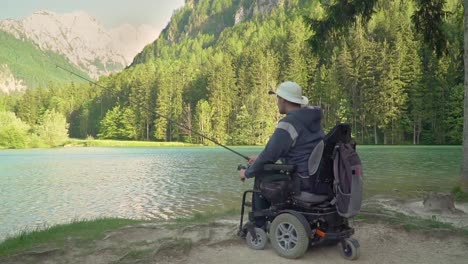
194, 100, 212, 145
154, 62, 171, 141
206, 53, 236, 144
284, 17, 310, 88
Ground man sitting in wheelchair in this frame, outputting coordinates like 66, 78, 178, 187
238, 81, 362, 260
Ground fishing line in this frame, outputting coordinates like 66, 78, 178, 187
55, 64, 250, 161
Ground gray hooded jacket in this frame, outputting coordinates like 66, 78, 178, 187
245, 106, 324, 178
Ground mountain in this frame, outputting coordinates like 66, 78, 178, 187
0, 29, 90, 93
0, 10, 159, 93
132, 0, 285, 65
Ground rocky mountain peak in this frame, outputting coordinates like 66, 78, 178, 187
0, 10, 159, 80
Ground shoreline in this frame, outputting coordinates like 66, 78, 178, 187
0, 208, 467, 264
0, 139, 202, 150
64, 139, 202, 148
1, 204, 467, 259
0, 140, 463, 150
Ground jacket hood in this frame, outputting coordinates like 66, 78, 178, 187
287, 106, 322, 132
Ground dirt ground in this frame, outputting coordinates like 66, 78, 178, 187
2, 218, 467, 264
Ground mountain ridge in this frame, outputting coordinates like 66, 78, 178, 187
0, 10, 160, 93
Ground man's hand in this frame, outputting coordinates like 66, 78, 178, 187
248, 155, 258, 165
239, 169, 247, 182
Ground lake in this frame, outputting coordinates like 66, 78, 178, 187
0, 146, 462, 240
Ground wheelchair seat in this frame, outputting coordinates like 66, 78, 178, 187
293, 191, 328, 204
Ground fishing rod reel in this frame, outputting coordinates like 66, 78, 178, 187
237, 164, 250, 182
237, 164, 249, 171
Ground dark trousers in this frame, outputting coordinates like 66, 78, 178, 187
251, 176, 271, 227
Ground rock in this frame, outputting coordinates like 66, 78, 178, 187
423, 193, 456, 212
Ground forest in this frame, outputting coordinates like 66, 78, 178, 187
0, 0, 463, 148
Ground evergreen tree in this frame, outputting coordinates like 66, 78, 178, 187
194, 99, 212, 145
206, 53, 236, 144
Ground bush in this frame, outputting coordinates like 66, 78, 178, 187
98, 106, 136, 140
27, 133, 47, 148
0, 111, 30, 148
452, 185, 468, 202
35, 110, 69, 147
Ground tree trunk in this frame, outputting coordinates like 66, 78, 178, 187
417, 119, 421, 144
391, 120, 394, 145
413, 121, 416, 145
463, 0, 468, 191
374, 123, 378, 145
146, 120, 149, 141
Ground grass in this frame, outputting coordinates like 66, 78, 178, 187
167, 208, 239, 229
0, 208, 239, 258
63, 138, 201, 148
0, 138, 201, 150
0, 218, 145, 258
357, 207, 468, 237
452, 185, 468, 202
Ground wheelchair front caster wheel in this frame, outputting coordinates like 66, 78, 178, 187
340, 238, 360, 260
246, 227, 268, 250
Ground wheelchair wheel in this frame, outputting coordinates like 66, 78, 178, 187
269, 213, 309, 259
339, 238, 360, 260
246, 227, 268, 250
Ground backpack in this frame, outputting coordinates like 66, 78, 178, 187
332, 142, 363, 218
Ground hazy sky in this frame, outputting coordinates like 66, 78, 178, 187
1, 0, 185, 29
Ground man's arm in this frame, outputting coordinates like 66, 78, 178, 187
244, 121, 297, 178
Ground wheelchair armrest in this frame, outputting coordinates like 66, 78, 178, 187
263, 164, 295, 172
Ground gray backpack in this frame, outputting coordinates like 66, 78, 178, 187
333, 142, 363, 218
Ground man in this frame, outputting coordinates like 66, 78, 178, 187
239, 81, 327, 204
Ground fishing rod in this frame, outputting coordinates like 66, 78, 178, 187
55, 64, 250, 161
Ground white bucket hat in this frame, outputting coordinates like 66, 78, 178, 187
268, 81, 308, 106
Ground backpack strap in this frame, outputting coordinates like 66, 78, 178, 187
330, 144, 340, 205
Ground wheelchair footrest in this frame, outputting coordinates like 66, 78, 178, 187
252, 209, 275, 218
316, 227, 354, 240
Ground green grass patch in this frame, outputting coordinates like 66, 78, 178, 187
0, 218, 145, 257
64, 139, 201, 148
0, 209, 238, 258
452, 185, 468, 202
166, 208, 239, 229
357, 207, 468, 237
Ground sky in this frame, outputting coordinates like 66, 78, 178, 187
1, 0, 185, 29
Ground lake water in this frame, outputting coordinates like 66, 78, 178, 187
0, 146, 462, 240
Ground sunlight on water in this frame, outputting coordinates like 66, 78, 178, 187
0, 146, 462, 240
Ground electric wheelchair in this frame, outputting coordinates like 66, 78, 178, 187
238, 124, 360, 260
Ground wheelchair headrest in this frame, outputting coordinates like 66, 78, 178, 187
324, 123, 352, 145
308, 140, 324, 175
308, 124, 353, 177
